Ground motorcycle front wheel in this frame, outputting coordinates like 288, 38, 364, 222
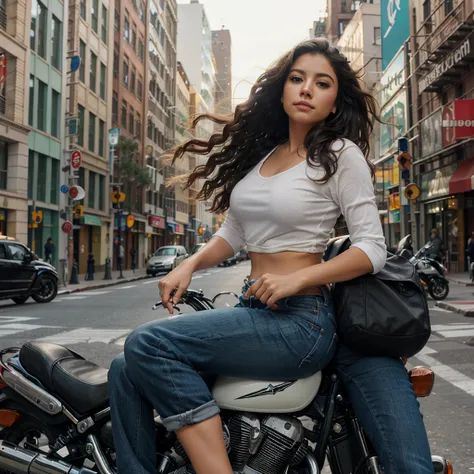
428, 277, 449, 301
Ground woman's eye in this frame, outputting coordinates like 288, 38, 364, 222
290, 76, 302, 83
317, 82, 329, 88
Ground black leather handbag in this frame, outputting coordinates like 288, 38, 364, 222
324, 236, 431, 358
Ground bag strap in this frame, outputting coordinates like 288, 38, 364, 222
323, 235, 351, 262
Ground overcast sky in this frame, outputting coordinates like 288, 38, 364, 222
177, 0, 327, 106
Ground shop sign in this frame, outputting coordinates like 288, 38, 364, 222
148, 215, 165, 229
175, 223, 184, 234
380, 49, 405, 105
442, 99, 474, 145
420, 109, 443, 158
419, 37, 472, 94
381, 0, 410, 69
420, 163, 457, 201
0, 54, 6, 86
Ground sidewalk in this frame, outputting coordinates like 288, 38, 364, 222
447, 272, 474, 286
58, 269, 152, 295
436, 300, 474, 317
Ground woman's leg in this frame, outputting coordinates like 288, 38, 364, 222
333, 344, 434, 474
109, 294, 336, 474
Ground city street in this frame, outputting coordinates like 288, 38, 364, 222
1, 261, 474, 471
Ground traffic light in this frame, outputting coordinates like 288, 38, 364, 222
74, 205, 84, 218
31, 211, 43, 224
397, 152, 412, 170
198, 226, 204, 235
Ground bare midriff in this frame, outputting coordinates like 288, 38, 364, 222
248, 251, 324, 296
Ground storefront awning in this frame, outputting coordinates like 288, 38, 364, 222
82, 214, 102, 226
449, 159, 474, 194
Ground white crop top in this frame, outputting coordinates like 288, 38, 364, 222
214, 139, 387, 274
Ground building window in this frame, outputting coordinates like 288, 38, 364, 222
129, 107, 134, 134
79, 40, 86, 82
51, 90, 60, 138
88, 171, 96, 208
138, 38, 144, 62
113, 49, 118, 78
30, 0, 37, 50
139, 0, 144, 22
80, 0, 86, 20
100, 62, 106, 100
121, 100, 127, 128
423, 0, 431, 21
101, 4, 107, 42
99, 119, 105, 157
131, 67, 136, 94
0, 141, 7, 190
114, 9, 119, 31
28, 76, 34, 126
445, 0, 454, 16
137, 76, 143, 101
131, 25, 136, 50
91, 0, 98, 32
123, 59, 129, 87
77, 104, 85, 146
51, 15, 61, 70
136, 113, 141, 142
99, 174, 105, 210
112, 91, 118, 123
124, 13, 130, 42
50, 158, 59, 204
27, 150, 34, 198
90, 52, 97, 92
37, 153, 47, 202
31, 0, 47, 59
37, 80, 47, 132
88, 112, 96, 152
374, 26, 381, 45
338, 19, 349, 37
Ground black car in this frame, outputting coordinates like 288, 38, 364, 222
0, 236, 59, 304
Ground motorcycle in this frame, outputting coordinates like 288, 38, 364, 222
0, 288, 452, 474
397, 235, 450, 301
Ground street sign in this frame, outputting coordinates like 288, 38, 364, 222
69, 185, 85, 201
62, 221, 73, 233
71, 150, 82, 169
70, 55, 81, 73
68, 118, 78, 136
109, 128, 120, 147
60, 184, 69, 194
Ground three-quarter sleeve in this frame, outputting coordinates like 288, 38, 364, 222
214, 208, 246, 254
332, 144, 387, 273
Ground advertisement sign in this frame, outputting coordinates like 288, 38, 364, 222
380, 90, 407, 155
148, 215, 165, 229
381, 0, 410, 69
420, 109, 443, 158
442, 99, 474, 143
0, 54, 6, 86
380, 49, 405, 106
420, 163, 457, 200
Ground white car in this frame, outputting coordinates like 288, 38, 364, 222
146, 245, 188, 276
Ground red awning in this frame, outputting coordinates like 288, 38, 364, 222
449, 159, 474, 194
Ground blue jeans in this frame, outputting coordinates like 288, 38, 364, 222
108, 283, 433, 474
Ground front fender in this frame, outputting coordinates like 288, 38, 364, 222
30, 271, 58, 291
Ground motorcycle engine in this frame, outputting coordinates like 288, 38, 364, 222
171, 413, 307, 474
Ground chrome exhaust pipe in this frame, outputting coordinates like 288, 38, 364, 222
0, 440, 96, 474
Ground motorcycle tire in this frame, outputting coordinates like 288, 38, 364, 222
11, 297, 28, 305
428, 277, 449, 301
31, 275, 58, 304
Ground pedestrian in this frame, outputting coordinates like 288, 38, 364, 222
467, 232, 474, 280
85, 253, 95, 281
108, 38, 433, 474
44, 237, 55, 264
130, 247, 137, 273
426, 228, 445, 262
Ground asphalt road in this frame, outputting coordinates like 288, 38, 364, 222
1, 262, 473, 472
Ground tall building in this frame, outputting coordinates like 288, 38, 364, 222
177, 0, 216, 235
62, 0, 115, 273
26, 0, 67, 268
326, 0, 379, 42
0, 0, 30, 242
145, 0, 178, 253
112, 0, 149, 268
212, 28, 232, 115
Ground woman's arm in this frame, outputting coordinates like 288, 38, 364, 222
183, 235, 236, 272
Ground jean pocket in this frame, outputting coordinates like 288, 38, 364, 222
284, 295, 323, 312
298, 326, 338, 371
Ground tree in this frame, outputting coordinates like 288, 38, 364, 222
115, 136, 152, 212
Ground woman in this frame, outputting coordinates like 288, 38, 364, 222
109, 38, 434, 474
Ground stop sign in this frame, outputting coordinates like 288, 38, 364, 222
69, 186, 79, 199
62, 221, 73, 233
71, 150, 82, 169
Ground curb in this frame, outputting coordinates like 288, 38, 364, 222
447, 277, 474, 287
436, 301, 474, 317
58, 274, 152, 295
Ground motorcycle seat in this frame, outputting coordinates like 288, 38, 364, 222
19, 341, 109, 415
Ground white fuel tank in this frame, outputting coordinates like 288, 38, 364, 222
212, 372, 322, 413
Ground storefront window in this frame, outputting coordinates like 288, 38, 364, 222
0, 140, 7, 190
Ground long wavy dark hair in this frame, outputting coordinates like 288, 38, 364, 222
170, 37, 380, 214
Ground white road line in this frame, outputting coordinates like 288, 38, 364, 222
192, 276, 202, 280
0, 323, 62, 338
119, 285, 136, 289
63, 296, 87, 300
77, 291, 111, 296
36, 328, 132, 345
437, 329, 474, 338
212, 270, 223, 274
143, 279, 160, 284
429, 306, 452, 313
202, 272, 211, 276
0, 316, 37, 323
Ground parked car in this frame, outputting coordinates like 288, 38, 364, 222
146, 245, 188, 276
0, 236, 59, 304
191, 243, 206, 255
219, 252, 240, 267
239, 248, 249, 261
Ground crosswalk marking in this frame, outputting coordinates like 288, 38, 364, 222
431, 323, 474, 339
36, 328, 132, 345
119, 285, 136, 289
63, 296, 87, 300
143, 279, 160, 284
78, 291, 111, 296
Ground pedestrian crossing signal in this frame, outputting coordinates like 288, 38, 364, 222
74, 205, 84, 218
32, 211, 43, 224
111, 191, 126, 203
397, 152, 412, 170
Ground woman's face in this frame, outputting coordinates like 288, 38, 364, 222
282, 53, 339, 127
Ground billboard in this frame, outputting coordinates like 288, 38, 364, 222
381, 0, 410, 69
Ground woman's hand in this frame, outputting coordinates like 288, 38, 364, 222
158, 261, 195, 314
244, 273, 303, 309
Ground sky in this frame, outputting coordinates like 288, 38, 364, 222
177, 0, 327, 107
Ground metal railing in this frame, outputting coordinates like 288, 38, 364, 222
0, 5, 6, 31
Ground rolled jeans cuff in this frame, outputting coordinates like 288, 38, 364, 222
160, 399, 221, 431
